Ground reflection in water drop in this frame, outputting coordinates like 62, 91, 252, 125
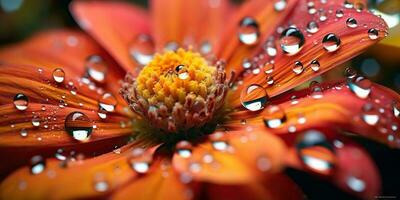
64, 111, 93, 142
240, 84, 268, 111
280, 27, 305, 55
238, 17, 260, 45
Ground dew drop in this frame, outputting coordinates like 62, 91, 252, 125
263, 62, 274, 74
346, 18, 358, 28
306, 21, 319, 34
86, 55, 107, 83
240, 84, 268, 111
274, 0, 287, 11
200, 41, 212, 55
128, 148, 151, 174
64, 111, 93, 142
310, 82, 323, 99
20, 128, 28, 137
98, 93, 117, 112
31, 115, 40, 127
93, 179, 109, 192
361, 103, 379, 125
175, 141, 193, 158
13, 93, 29, 111
52, 68, 65, 83
263, 38, 277, 57
30, 155, 45, 175
257, 156, 272, 172
55, 148, 67, 161
336, 9, 344, 18
175, 65, 189, 80
296, 130, 336, 175
292, 61, 304, 75
263, 106, 286, 128
238, 17, 260, 45
129, 34, 155, 65
242, 58, 252, 69
347, 77, 371, 99
280, 27, 305, 55
344, 67, 357, 79
322, 33, 341, 52
393, 101, 400, 118
310, 60, 320, 72
347, 176, 365, 192
368, 28, 379, 40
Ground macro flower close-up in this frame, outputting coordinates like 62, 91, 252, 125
0, 0, 400, 199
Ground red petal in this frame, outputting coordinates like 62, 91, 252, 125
226, 81, 400, 148
228, 1, 388, 106
172, 128, 286, 184
71, 1, 151, 74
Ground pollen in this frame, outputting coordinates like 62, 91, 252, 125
121, 49, 228, 133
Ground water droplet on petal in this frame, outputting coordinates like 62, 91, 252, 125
347, 176, 365, 192
52, 68, 65, 83
200, 41, 212, 55
263, 38, 277, 57
257, 156, 272, 172
176, 141, 193, 158
31, 116, 40, 127
129, 34, 155, 65
274, 0, 287, 11
346, 18, 358, 28
292, 61, 304, 74
347, 77, 371, 99
263, 106, 286, 128
175, 65, 189, 80
344, 67, 357, 79
65, 111, 93, 142
280, 27, 305, 55
128, 148, 151, 174
93, 179, 109, 192
393, 101, 400, 118
306, 21, 319, 34
368, 28, 379, 40
322, 33, 341, 52
13, 93, 29, 111
310, 60, 320, 72
55, 148, 67, 161
98, 93, 117, 112
240, 84, 268, 111
336, 9, 344, 18
86, 55, 107, 83
20, 128, 28, 137
238, 17, 260, 45
296, 130, 336, 175
30, 155, 45, 175
310, 82, 323, 99
361, 103, 379, 125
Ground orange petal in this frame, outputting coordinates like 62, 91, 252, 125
0, 144, 154, 199
228, 1, 388, 106
71, 1, 151, 74
206, 173, 304, 200
150, 0, 230, 52
172, 128, 286, 184
226, 80, 400, 148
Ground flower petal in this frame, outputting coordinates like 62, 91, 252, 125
228, 0, 388, 105
172, 128, 286, 184
226, 81, 400, 148
0, 144, 149, 199
206, 173, 304, 200
71, 1, 151, 74
150, 0, 230, 51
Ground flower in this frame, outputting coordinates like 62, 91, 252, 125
0, 0, 398, 199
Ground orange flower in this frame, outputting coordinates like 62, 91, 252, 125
0, 0, 398, 199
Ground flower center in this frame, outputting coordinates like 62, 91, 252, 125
121, 49, 228, 134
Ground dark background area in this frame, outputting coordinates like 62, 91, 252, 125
0, 0, 399, 199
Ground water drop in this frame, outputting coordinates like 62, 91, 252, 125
347, 77, 371, 99
257, 156, 271, 172
263, 38, 277, 57
263, 106, 286, 128
238, 17, 260, 45
322, 33, 341, 52
274, 0, 287, 11
296, 130, 336, 175
175, 65, 189, 80
263, 62, 274, 74
128, 148, 151, 174
344, 67, 357, 79
86, 55, 107, 83
292, 61, 304, 75
13, 93, 29, 111
30, 155, 45, 175
52, 68, 65, 83
347, 176, 365, 192
129, 34, 155, 65
336, 9, 344, 18
242, 58, 252, 69
175, 141, 193, 158
368, 28, 379, 40
200, 41, 212, 55
346, 18, 358, 28
240, 84, 268, 111
98, 93, 117, 112
361, 103, 379, 125
306, 21, 319, 34
393, 101, 400, 118
310, 82, 323, 99
93, 179, 109, 192
280, 27, 305, 55
310, 60, 320, 72
64, 111, 93, 142
31, 116, 40, 127
20, 128, 28, 137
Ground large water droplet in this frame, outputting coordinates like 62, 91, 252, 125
30, 155, 45, 175
176, 65, 189, 80
129, 34, 155, 65
306, 21, 319, 34
368, 28, 379, 40
240, 84, 268, 111
52, 68, 65, 83
310, 60, 320, 72
86, 55, 107, 83
292, 61, 304, 74
346, 18, 358, 28
175, 141, 193, 158
64, 111, 93, 142
238, 17, 260, 45
322, 33, 341, 52
347, 77, 371, 99
263, 106, 286, 128
280, 27, 305, 55
13, 93, 28, 111
296, 130, 336, 175
98, 93, 117, 112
